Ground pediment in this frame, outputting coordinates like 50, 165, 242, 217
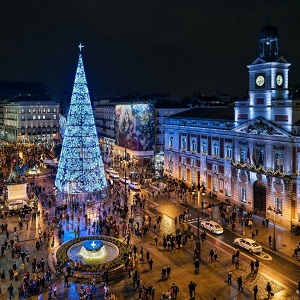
233, 117, 291, 137
250, 56, 289, 65
250, 57, 266, 65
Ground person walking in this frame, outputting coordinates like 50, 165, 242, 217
250, 260, 255, 273
255, 259, 259, 272
148, 258, 153, 271
188, 281, 196, 299
209, 249, 214, 261
237, 276, 243, 292
64, 273, 69, 288
154, 236, 158, 246
7, 283, 14, 300
227, 271, 232, 284
253, 284, 258, 300
268, 235, 272, 247
213, 250, 218, 261
266, 282, 273, 298
234, 256, 240, 270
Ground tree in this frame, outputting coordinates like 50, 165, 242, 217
55, 50, 106, 194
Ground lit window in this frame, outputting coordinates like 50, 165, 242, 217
201, 140, 207, 153
181, 169, 186, 181
47, 108, 51, 113
257, 149, 264, 167
42, 115, 45, 120
33, 115, 36, 120
191, 159, 196, 167
38, 115, 41, 120
21, 109, 25, 113
240, 186, 246, 203
53, 115, 57, 120
54, 108, 57, 113
28, 109, 31, 113
213, 177, 218, 192
213, 142, 219, 156
226, 144, 232, 158
275, 151, 283, 172
275, 197, 282, 213
43, 108, 46, 113
191, 140, 196, 152
182, 137, 187, 150
240, 147, 247, 163
33, 109, 36, 113
169, 136, 173, 148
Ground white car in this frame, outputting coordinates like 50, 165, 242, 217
200, 220, 223, 234
106, 168, 114, 174
109, 170, 119, 179
120, 177, 131, 184
129, 182, 141, 190
234, 238, 262, 253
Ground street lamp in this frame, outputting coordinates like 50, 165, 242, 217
195, 171, 205, 262
124, 146, 127, 207
267, 205, 282, 251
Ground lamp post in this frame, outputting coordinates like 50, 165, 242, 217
195, 171, 201, 260
267, 205, 282, 251
124, 146, 127, 207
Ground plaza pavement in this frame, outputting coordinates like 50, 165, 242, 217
0, 176, 299, 299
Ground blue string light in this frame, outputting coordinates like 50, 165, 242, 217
55, 53, 107, 193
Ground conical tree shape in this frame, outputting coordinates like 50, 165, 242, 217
55, 53, 107, 193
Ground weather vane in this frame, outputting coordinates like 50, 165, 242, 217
79, 43, 85, 52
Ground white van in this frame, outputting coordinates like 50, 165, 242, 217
8, 200, 32, 215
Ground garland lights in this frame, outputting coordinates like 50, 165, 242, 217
55, 52, 107, 193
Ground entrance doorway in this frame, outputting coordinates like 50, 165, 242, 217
253, 180, 266, 218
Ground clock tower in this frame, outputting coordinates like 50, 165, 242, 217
235, 25, 292, 132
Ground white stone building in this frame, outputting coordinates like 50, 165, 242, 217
164, 25, 300, 229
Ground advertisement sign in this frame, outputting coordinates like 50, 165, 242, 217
115, 103, 155, 151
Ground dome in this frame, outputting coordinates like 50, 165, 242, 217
259, 25, 279, 39
292, 91, 300, 100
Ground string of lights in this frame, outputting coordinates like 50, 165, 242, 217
55, 53, 107, 193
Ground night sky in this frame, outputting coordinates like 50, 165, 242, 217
0, 1, 300, 98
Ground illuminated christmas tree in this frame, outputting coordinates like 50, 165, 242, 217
55, 45, 107, 194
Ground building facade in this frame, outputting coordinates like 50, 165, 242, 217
164, 25, 300, 229
93, 94, 189, 171
0, 95, 60, 143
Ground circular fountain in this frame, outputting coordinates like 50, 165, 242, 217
66, 237, 120, 265
80, 240, 106, 259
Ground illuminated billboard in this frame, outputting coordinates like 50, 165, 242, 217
115, 103, 155, 151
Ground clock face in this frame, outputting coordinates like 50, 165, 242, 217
256, 75, 265, 87
276, 74, 283, 86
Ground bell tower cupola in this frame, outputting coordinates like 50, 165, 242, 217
258, 25, 279, 60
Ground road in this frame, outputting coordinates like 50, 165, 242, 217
139, 186, 300, 291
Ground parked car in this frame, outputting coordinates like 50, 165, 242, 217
109, 170, 119, 179
200, 220, 223, 234
120, 177, 131, 184
106, 168, 114, 174
129, 182, 141, 190
234, 238, 262, 253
